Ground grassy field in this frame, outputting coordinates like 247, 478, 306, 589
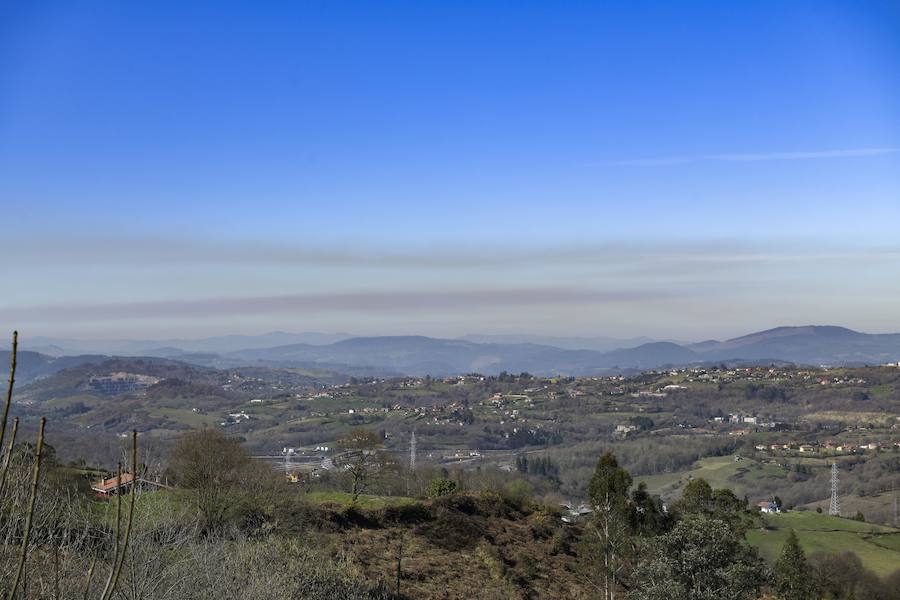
805, 410, 899, 426
635, 455, 784, 500
746, 511, 900, 577
148, 407, 222, 427
90, 489, 192, 527
800, 491, 900, 528
871, 533, 900, 552
303, 490, 417, 509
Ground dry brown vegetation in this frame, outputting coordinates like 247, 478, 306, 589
310, 494, 590, 599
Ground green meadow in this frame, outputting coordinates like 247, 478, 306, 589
746, 511, 900, 577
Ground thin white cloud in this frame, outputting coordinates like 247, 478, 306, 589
12, 237, 897, 270
711, 148, 900, 162
607, 147, 899, 166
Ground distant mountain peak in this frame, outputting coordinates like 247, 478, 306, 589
725, 325, 864, 344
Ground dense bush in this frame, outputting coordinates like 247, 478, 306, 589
426, 477, 457, 498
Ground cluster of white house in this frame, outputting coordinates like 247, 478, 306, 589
754, 440, 900, 454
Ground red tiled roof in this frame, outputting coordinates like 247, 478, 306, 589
92, 472, 135, 492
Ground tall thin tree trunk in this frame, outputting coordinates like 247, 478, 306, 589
102, 430, 138, 600
6, 417, 45, 600
396, 532, 404, 597
82, 557, 97, 600
0, 417, 19, 498
0, 331, 17, 457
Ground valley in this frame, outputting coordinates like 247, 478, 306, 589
8, 340, 900, 527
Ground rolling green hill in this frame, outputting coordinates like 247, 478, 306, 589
635, 455, 785, 501
746, 511, 900, 577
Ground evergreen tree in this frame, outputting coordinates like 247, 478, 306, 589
515, 454, 527, 473
584, 453, 634, 600
588, 452, 633, 513
628, 516, 766, 600
676, 477, 713, 514
774, 530, 817, 600
629, 482, 671, 536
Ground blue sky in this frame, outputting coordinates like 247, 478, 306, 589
2, 1, 900, 340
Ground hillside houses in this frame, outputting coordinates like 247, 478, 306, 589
91, 472, 169, 496
753, 439, 900, 456
561, 502, 594, 523
221, 410, 251, 426
615, 424, 639, 436
88, 372, 160, 395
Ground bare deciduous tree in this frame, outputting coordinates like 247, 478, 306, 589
336, 428, 386, 503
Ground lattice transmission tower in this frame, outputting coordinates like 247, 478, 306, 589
406, 430, 417, 496
829, 462, 841, 516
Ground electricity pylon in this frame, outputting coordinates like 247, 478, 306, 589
829, 462, 841, 516
406, 430, 417, 496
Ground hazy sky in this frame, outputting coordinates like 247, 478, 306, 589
2, 1, 900, 341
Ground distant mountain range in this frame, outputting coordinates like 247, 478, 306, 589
0, 351, 111, 384
459, 334, 663, 352
22, 331, 354, 357
5, 326, 900, 382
